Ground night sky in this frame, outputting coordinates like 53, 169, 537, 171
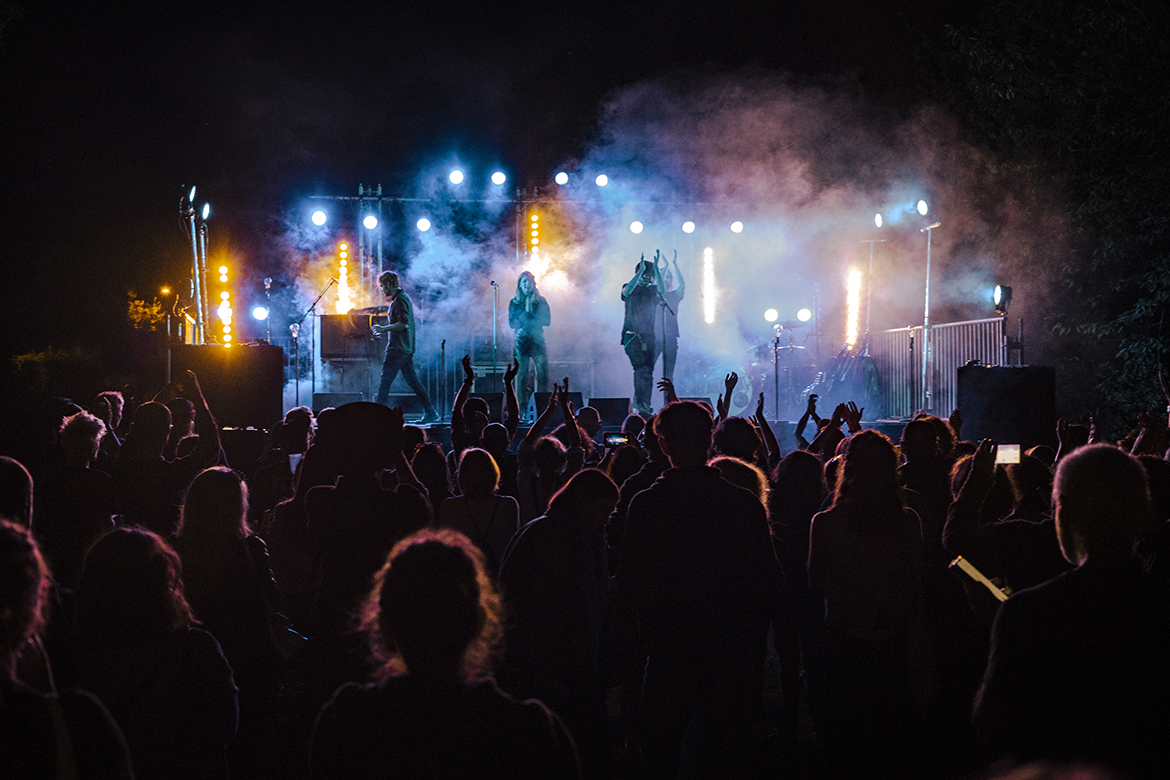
0, 0, 982, 364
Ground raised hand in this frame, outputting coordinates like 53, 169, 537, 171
830, 403, 847, 429
657, 377, 679, 404
724, 372, 738, 400
807, 393, 819, 415
755, 391, 766, 422
842, 401, 864, 433
504, 358, 519, 385
973, 438, 998, 478
461, 354, 475, 383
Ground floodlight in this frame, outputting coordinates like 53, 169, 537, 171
994, 284, 1012, 315
555, 172, 569, 185
917, 200, 928, 216
417, 218, 431, 232
730, 221, 744, 233
491, 172, 506, 185
188, 185, 196, 202
875, 213, 883, 228
363, 215, 378, 229
311, 210, 327, 226
682, 221, 695, 234
764, 308, 779, 322
595, 174, 608, 187
218, 265, 228, 275
201, 203, 210, 220
630, 221, 644, 234
797, 308, 812, 322
449, 170, 464, 185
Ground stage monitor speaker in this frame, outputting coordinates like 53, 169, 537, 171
588, 398, 630, 427
319, 314, 377, 360
956, 365, 1056, 450
312, 392, 363, 414
533, 392, 584, 417
680, 396, 715, 414
171, 344, 283, 430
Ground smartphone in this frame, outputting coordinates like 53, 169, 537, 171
995, 443, 1021, 464
602, 432, 630, 447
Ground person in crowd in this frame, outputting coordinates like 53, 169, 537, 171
1, 519, 134, 777
175, 466, 288, 776
711, 416, 768, 472
709, 455, 769, 510
450, 356, 521, 458
74, 527, 238, 779
517, 382, 584, 524
410, 442, 453, 518
499, 469, 619, 777
33, 410, 120, 590
974, 444, 1170, 777
112, 370, 222, 538
509, 271, 552, 417
372, 271, 440, 424
438, 447, 520, 576
807, 429, 930, 778
309, 528, 581, 779
0, 456, 35, 528
252, 405, 315, 523
619, 400, 784, 779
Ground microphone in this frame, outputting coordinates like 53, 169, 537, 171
490, 280, 498, 288
263, 277, 272, 290
330, 277, 339, 284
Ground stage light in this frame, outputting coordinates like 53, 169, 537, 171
917, 199, 929, 216
682, 221, 695, 234
311, 210, 327, 226
188, 185, 196, 203
730, 221, 744, 233
528, 212, 541, 254
252, 306, 269, 320
797, 308, 812, 322
449, 169, 464, 185
630, 221, 644, 234
595, 174, 608, 187
875, 213, 883, 228
994, 284, 1012, 315
201, 203, 210, 220
161, 287, 170, 295
491, 172, 506, 185
702, 247, 717, 324
764, 308, 779, 322
218, 265, 228, 275
846, 269, 862, 346
363, 215, 378, 229
555, 172, 569, 185
220, 291, 230, 300
417, 218, 431, 232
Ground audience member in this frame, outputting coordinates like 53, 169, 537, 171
438, 447, 520, 575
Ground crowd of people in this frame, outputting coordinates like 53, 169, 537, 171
3, 363, 1169, 780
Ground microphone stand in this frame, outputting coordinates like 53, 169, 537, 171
293, 278, 336, 409
491, 281, 500, 394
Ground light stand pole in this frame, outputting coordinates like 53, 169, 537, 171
263, 277, 272, 342
920, 222, 941, 413
859, 239, 886, 357
198, 215, 211, 342
182, 188, 205, 345
491, 281, 500, 393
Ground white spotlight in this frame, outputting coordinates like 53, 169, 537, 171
917, 199, 928, 215
311, 210, 327, 226
797, 307, 812, 322
416, 218, 432, 232
595, 174, 608, 187
555, 172, 569, 185
449, 170, 464, 185
630, 221, 644, 234
363, 215, 378, 229
491, 171, 506, 185
682, 221, 695, 234
201, 203, 210, 220
188, 185, 196, 202
730, 221, 744, 233
764, 308, 779, 323
874, 213, 883, 228
252, 306, 269, 321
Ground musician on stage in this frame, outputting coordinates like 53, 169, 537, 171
657, 250, 685, 384
373, 271, 440, 424
508, 271, 551, 416
621, 257, 663, 417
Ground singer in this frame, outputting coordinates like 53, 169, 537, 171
373, 270, 439, 423
508, 270, 550, 416
621, 258, 663, 416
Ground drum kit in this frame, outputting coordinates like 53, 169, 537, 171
747, 319, 818, 420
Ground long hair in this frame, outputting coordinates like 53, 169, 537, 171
177, 467, 251, 593
831, 430, 904, 529
710, 455, 770, 515
360, 528, 503, 681
514, 270, 539, 300
545, 468, 619, 517
0, 520, 49, 668
77, 527, 193, 645
457, 448, 500, 501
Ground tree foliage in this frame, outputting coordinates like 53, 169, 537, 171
925, 0, 1170, 438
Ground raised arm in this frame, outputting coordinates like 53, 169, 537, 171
751, 392, 782, 467
671, 250, 685, 294
503, 358, 520, 440
558, 377, 581, 451
451, 355, 475, 449
176, 370, 221, 468
523, 384, 560, 449
657, 377, 680, 405
716, 372, 738, 423
795, 393, 818, 450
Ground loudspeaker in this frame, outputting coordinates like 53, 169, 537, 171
172, 345, 283, 430
533, 392, 584, 417
312, 393, 363, 414
320, 314, 377, 360
956, 365, 1056, 450
588, 398, 631, 426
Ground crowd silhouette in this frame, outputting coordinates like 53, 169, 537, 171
3, 361, 1170, 779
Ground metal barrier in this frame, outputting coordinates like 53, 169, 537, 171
872, 317, 1006, 418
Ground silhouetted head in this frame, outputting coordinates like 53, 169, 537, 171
901, 419, 939, 461
363, 529, 502, 681
166, 398, 196, 437
1054, 444, 1150, 566
481, 422, 511, 454
332, 402, 403, 475
621, 414, 646, 440
0, 457, 33, 528
59, 410, 106, 466
457, 448, 500, 501
832, 430, 903, 523
129, 402, 172, 458
575, 407, 602, 438
0, 520, 49, 671
712, 416, 764, 464
710, 455, 770, 512
546, 468, 619, 529
654, 401, 714, 466
179, 466, 250, 542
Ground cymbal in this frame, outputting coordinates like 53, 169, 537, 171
773, 320, 809, 330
